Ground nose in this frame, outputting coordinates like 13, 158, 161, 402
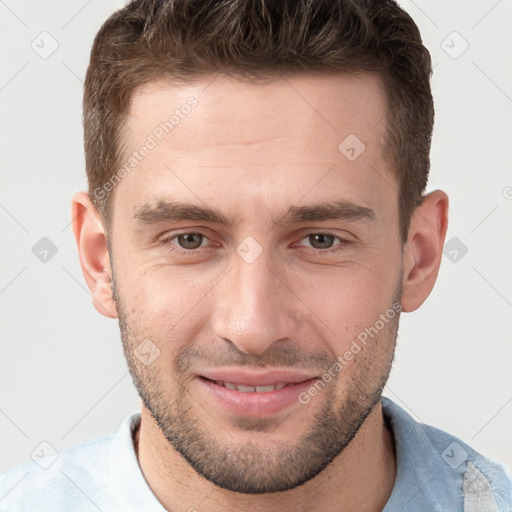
211, 245, 298, 355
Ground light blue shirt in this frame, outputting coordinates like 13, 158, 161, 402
1, 397, 510, 511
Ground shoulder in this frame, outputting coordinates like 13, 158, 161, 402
0, 432, 113, 512
420, 419, 512, 511
382, 397, 512, 512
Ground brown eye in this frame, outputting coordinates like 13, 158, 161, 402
308, 233, 336, 249
176, 233, 204, 249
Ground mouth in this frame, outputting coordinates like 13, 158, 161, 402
196, 375, 319, 417
197, 367, 318, 387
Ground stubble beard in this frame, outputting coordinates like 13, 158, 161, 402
112, 267, 402, 494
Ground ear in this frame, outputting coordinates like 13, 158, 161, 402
401, 190, 449, 313
71, 191, 117, 318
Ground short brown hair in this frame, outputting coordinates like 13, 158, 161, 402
83, 0, 434, 242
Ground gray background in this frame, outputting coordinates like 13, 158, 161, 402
1, 0, 511, 475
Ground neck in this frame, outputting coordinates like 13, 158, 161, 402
134, 402, 397, 512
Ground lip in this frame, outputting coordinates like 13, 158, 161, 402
196, 375, 319, 418
198, 368, 317, 387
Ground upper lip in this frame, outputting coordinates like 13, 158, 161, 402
198, 368, 317, 387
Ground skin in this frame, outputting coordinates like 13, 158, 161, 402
72, 72, 448, 511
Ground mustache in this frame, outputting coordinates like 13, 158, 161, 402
174, 342, 334, 374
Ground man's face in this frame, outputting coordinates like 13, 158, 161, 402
109, 73, 403, 493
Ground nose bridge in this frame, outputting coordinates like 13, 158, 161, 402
212, 243, 295, 354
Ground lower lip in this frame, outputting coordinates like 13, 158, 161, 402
196, 376, 319, 417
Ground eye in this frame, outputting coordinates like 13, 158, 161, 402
298, 233, 351, 253
160, 230, 351, 257
160, 230, 213, 255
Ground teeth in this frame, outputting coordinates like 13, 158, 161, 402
215, 381, 289, 392
255, 385, 277, 392
238, 384, 256, 392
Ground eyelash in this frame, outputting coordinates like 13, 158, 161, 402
160, 230, 351, 256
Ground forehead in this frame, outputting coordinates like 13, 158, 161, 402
113, 72, 396, 229
126, 72, 388, 151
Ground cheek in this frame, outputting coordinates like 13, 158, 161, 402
119, 267, 210, 347
116, 235, 400, 354
295, 257, 400, 346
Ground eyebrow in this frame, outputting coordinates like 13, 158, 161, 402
279, 200, 377, 225
133, 198, 377, 228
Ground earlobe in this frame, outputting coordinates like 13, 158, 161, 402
401, 190, 449, 313
71, 191, 118, 319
